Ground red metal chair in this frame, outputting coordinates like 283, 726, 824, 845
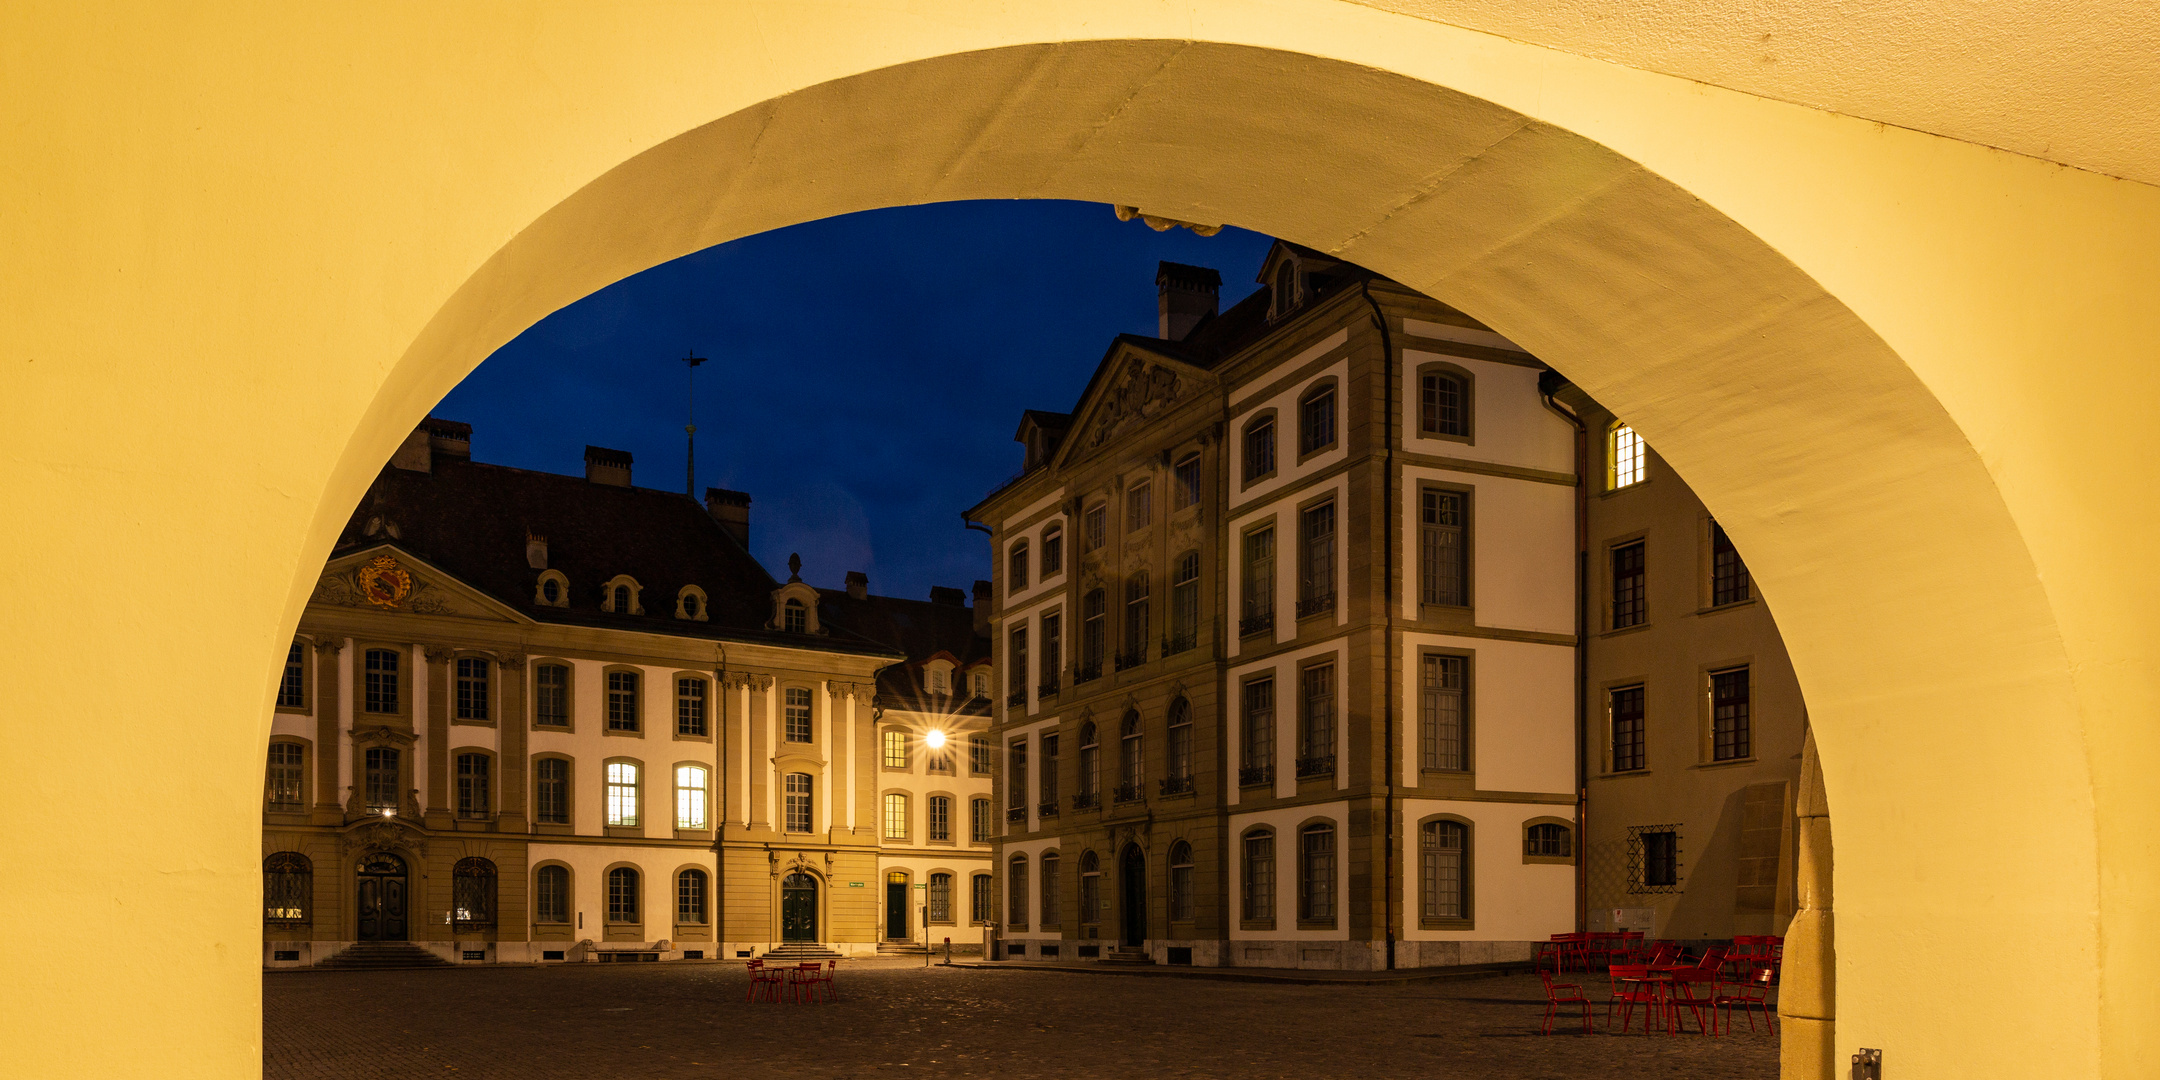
1713, 967, 1779, 1034
1664, 970, 1719, 1035
1646, 940, 1682, 967
1694, 944, 1728, 975
1605, 965, 1663, 1034
746, 959, 784, 1003
1539, 971, 1593, 1034
786, 962, 825, 1003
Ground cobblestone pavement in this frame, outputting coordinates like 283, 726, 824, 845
265, 960, 1778, 1079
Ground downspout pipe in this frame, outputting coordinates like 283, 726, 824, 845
1538, 372, 1590, 933
1361, 280, 1398, 971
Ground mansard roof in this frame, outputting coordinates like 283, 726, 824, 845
814, 589, 992, 716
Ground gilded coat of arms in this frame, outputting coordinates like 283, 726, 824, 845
355, 554, 413, 608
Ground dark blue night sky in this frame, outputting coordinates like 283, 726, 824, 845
438, 200, 1274, 603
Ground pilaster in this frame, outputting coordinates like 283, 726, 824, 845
498, 654, 528, 832
423, 644, 454, 828
310, 637, 345, 826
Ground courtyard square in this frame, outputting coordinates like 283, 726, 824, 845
264, 960, 1778, 1079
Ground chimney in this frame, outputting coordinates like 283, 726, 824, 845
845, 571, 868, 600
929, 585, 966, 606
584, 445, 633, 487
424, 418, 472, 460
971, 579, 992, 636
1156, 261, 1221, 341
525, 533, 547, 570
704, 487, 751, 546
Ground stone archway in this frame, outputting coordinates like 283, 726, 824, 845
7, 7, 2158, 1080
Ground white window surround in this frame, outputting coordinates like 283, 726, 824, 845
998, 835, 1064, 942
1396, 797, 1575, 943
1396, 632, 1575, 794
1395, 347, 1574, 475
1003, 512, 1070, 608
602, 574, 644, 615
994, 594, 1065, 718
1226, 639, 1350, 803
1227, 336, 1348, 510
1227, 800, 1351, 941
1224, 473, 1350, 660
1397, 466, 1575, 637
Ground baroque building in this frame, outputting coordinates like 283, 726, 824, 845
262, 420, 991, 965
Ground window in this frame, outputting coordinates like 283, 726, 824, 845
363, 648, 400, 714
1040, 611, 1062, 690
971, 873, 992, 923
1243, 415, 1276, 481
1169, 552, 1200, 652
677, 868, 708, 924
784, 687, 812, 742
1007, 740, 1028, 814
1527, 822, 1574, 859
534, 865, 570, 923
1611, 685, 1646, 772
452, 857, 496, 930
1241, 526, 1275, 634
1299, 823, 1336, 923
1008, 854, 1029, 928
263, 853, 311, 925
1008, 624, 1028, 702
1080, 589, 1106, 674
679, 588, 702, 619
363, 747, 399, 812
1241, 677, 1275, 785
1166, 697, 1192, 787
1421, 368, 1468, 437
784, 773, 813, 833
456, 753, 490, 819
1299, 663, 1335, 775
536, 663, 570, 727
1009, 539, 1030, 593
1638, 828, 1680, 890
1611, 423, 1646, 488
1419, 489, 1467, 607
783, 598, 807, 633
606, 866, 640, 923
1040, 734, 1060, 807
1712, 666, 1752, 761
1299, 383, 1336, 454
971, 797, 992, 844
535, 758, 569, 825
611, 584, 632, 613
265, 743, 304, 811
675, 677, 706, 737
969, 734, 992, 775
1077, 721, 1100, 804
883, 728, 911, 770
675, 765, 708, 829
606, 670, 640, 732
928, 872, 953, 923
1242, 829, 1275, 922
605, 762, 639, 827
883, 793, 909, 840
1041, 523, 1063, 575
1169, 840, 1194, 921
1119, 710, 1144, 797
973, 672, 989, 698
928, 795, 951, 841
1121, 572, 1149, 665
1298, 500, 1335, 616
1174, 453, 1201, 507
1711, 521, 1751, 606
1126, 479, 1152, 530
541, 576, 563, 605
1273, 262, 1299, 314
1083, 503, 1106, 551
1421, 820, 1468, 920
1080, 850, 1102, 923
1611, 540, 1647, 629
1419, 654, 1467, 771
455, 657, 490, 721
1040, 852, 1062, 928
929, 667, 948, 694
277, 641, 306, 709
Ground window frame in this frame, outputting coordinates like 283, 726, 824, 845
1173, 452, 1202, 509
970, 796, 993, 845
275, 639, 311, 713
1007, 853, 1030, 930
927, 871, 955, 924
1296, 819, 1338, 928
359, 644, 408, 718
453, 749, 494, 820
1417, 484, 1472, 611
1297, 659, 1337, 779
263, 852, 312, 926
675, 867, 710, 926
1169, 550, 1201, 653
602, 665, 643, 736
1125, 478, 1153, 532
882, 791, 911, 841
1082, 502, 1107, 552
1610, 538, 1648, 630
1609, 421, 1647, 490
1239, 675, 1276, 787
1039, 522, 1064, 576
673, 672, 710, 739
532, 754, 573, 829
1296, 378, 1338, 460
1417, 649, 1472, 774
1296, 495, 1337, 619
532, 659, 574, 731
1523, 818, 1577, 865
604, 864, 642, 925
1168, 840, 1195, 923
1240, 826, 1276, 930
1240, 523, 1277, 636
882, 727, 913, 771
675, 584, 709, 621
1609, 683, 1648, 773
927, 793, 954, 843
1709, 664, 1753, 762
533, 863, 572, 925
264, 739, 308, 814
970, 872, 993, 924
453, 653, 493, 724
1240, 410, 1279, 487
1415, 360, 1475, 443
451, 856, 498, 932
602, 758, 643, 831
674, 762, 710, 832
782, 771, 814, 834
1007, 538, 1030, 594
1038, 850, 1062, 929
1709, 519, 1752, 608
782, 685, 814, 743
1417, 815, 1474, 929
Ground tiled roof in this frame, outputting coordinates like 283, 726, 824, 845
816, 589, 992, 717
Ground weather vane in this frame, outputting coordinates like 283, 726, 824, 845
682, 352, 707, 496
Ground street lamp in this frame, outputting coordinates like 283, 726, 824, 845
924, 729, 947, 750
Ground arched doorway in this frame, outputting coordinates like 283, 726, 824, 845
780, 872, 818, 943
1118, 844, 1147, 948
885, 871, 910, 941
354, 852, 408, 941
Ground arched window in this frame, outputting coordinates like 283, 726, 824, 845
263, 852, 311, 926
676, 868, 708, 925
1008, 539, 1029, 592
1169, 840, 1194, 922
784, 772, 813, 833
1421, 819, 1470, 921
675, 764, 708, 829
1420, 366, 1469, 437
1610, 422, 1645, 489
1079, 850, 1102, 924
1299, 381, 1336, 454
676, 585, 706, 620
1166, 698, 1193, 789
1119, 710, 1144, 799
970, 873, 992, 923
1298, 823, 1336, 924
883, 792, 910, 840
452, 857, 497, 930
455, 752, 491, 819
604, 761, 640, 827
1242, 413, 1277, 481
928, 872, 953, 923
534, 865, 570, 924
783, 598, 807, 632
1077, 721, 1099, 804
1272, 262, 1299, 316
1526, 822, 1574, 859
606, 866, 640, 924
265, 742, 305, 812
1007, 853, 1030, 929
1039, 851, 1061, 928
612, 584, 631, 612
1241, 828, 1275, 922
1040, 523, 1063, 575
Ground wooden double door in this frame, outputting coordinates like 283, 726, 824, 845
355, 852, 408, 941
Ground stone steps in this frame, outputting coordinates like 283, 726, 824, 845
315, 942, 456, 970
760, 943, 844, 961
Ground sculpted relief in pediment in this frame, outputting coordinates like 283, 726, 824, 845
311, 553, 493, 619
1086, 358, 1185, 450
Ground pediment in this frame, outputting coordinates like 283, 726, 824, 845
312, 544, 527, 624
1054, 341, 1215, 469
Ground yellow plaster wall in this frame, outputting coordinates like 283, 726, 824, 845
2, 4, 2154, 1078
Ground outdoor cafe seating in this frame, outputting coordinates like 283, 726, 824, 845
746, 958, 839, 1004
1536, 934, 1781, 1038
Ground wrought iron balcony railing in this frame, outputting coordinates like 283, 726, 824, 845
1037, 676, 1060, 697
1073, 662, 1103, 685
1112, 647, 1146, 672
1238, 612, 1274, 637
1112, 782, 1145, 804
1071, 791, 1100, 811
1163, 631, 1197, 656
1006, 805, 1028, 823
1238, 764, 1274, 787
1006, 690, 1027, 707
1295, 754, 1337, 779
1295, 592, 1336, 619
1158, 774, 1195, 796
1037, 801, 1060, 819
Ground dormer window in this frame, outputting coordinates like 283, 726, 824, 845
613, 585, 630, 611
784, 599, 807, 633
930, 668, 949, 693
543, 579, 561, 604
601, 575, 643, 615
683, 593, 700, 618
973, 672, 989, 698
1272, 262, 1300, 318
676, 585, 709, 621
534, 570, 570, 608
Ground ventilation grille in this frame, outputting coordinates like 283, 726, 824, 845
542, 950, 565, 961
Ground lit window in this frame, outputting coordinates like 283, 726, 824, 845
605, 762, 640, 827
883, 728, 911, 770
265, 743, 304, 812
784, 772, 812, 832
929, 667, 947, 693
784, 687, 812, 742
263, 853, 311, 925
606, 670, 640, 731
675, 765, 708, 829
884, 793, 909, 839
969, 734, 992, 775
675, 676, 706, 737
1611, 423, 1645, 488
973, 672, 989, 699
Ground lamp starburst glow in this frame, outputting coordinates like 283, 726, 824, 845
924, 729, 947, 750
